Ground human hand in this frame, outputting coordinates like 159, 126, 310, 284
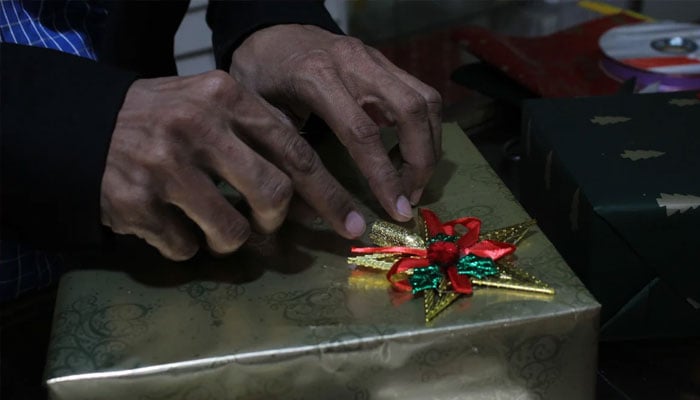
229, 24, 442, 222
101, 71, 365, 260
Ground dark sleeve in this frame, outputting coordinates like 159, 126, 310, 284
0, 43, 138, 250
206, 0, 343, 71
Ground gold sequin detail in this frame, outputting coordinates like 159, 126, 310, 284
480, 219, 537, 245
369, 221, 425, 248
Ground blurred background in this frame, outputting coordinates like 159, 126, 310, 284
174, 0, 700, 76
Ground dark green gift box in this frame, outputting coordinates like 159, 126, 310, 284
520, 91, 700, 340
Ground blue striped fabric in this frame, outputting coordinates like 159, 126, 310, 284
0, 0, 104, 301
0, 0, 105, 60
0, 240, 65, 302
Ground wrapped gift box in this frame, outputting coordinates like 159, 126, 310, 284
45, 124, 599, 399
520, 92, 700, 340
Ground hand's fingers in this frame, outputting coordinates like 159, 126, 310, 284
103, 72, 297, 260
367, 48, 443, 164
162, 70, 293, 234
226, 96, 366, 238
290, 66, 412, 222
204, 128, 293, 234
137, 205, 201, 261
102, 190, 200, 261
346, 53, 437, 204
163, 166, 252, 254
261, 132, 366, 238
370, 56, 442, 204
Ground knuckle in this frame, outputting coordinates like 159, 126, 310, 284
367, 162, 399, 188
103, 195, 144, 234
320, 181, 352, 213
260, 173, 293, 210
398, 93, 428, 119
282, 134, 319, 174
348, 119, 380, 146
301, 50, 334, 71
160, 102, 200, 130
201, 70, 236, 99
110, 187, 161, 231
366, 46, 383, 58
145, 142, 177, 169
408, 147, 438, 171
334, 37, 367, 57
424, 87, 442, 106
167, 242, 199, 261
218, 220, 251, 253
114, 184, 153, 209
196, 192, 234, 225
295, 52, 336, 87
413, 157, 437, 177
256, 218, 283, 235
291, 51, 338, 97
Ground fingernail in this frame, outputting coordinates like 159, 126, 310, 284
344, 211, 366, 237
396, 195, 413, 219
409, 188, 424, 206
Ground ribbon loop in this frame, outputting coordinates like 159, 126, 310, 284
351, 246, 427, 257
446, 266, 473, 295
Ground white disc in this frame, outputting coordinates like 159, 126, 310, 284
599, 22, 700, 75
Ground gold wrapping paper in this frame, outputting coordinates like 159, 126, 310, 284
45, 124, 600, 400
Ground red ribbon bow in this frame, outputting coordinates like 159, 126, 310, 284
351, 209, 516, 295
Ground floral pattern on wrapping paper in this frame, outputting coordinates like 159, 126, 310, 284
508, 334, 565, 400
46, 295, 154, 377
178, 281, 245, 326
263, 286, 353, 326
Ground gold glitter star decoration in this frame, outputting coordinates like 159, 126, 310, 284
348, 209, 554, 322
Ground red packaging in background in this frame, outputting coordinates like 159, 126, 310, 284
452, 14, 644, 97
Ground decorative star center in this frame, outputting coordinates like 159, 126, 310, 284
348, 209, 554, 322
427, 240, 460, 266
